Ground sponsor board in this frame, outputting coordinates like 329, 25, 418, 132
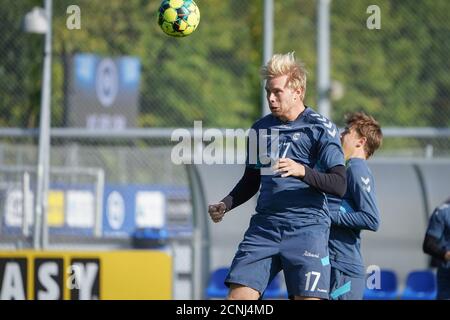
0, 251, 171, 300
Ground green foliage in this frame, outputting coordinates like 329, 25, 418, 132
0, 0, 449, 132
0, 0, 43, 127
330, 0, 449, 127
51, 0, 262, 128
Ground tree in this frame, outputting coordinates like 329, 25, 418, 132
0, 0, 43, 128
2, 0, 450, 133
50, 0, 262, 129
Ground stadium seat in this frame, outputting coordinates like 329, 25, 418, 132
363, 269, 399, 300
401, 270, 437, 300
205, 268, 288, 299
262, 274, 288, 299
205, 267, 229, 299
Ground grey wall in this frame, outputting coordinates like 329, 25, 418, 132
363, 160, 428, 288
416, 160, 450, 215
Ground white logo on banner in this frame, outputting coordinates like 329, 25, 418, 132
107, 191, 125, 230
5, 189, 34, 227
66, 190, 95, 228
96, 58, 118, 107
135, 191, 165, 228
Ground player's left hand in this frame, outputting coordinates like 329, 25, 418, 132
273, 158, 306, 178
208, 202, 227, 223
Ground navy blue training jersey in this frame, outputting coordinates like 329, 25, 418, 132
327, 158, 380, 277
426, 202, 450, 269
246, 107, 345, 222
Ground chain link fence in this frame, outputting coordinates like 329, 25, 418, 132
273, 0, 450, 156
328, 0, 450, 156
0, 1, 449, 246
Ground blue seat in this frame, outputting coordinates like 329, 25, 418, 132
262, 274, 288, 299
401, 270, 437, 300
205, 267, 229, 299
205, 268, 288, 299
363, 269, 398, 300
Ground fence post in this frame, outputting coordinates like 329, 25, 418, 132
317, 0, 331, 119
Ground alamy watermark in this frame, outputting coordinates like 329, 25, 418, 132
66, 5, 81, 30
366, 265, 382, 289
65, 5, 379, 31
367, 5, 381, 30
171, 121, 286, 176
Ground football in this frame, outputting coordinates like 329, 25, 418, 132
157, 0, 200, 37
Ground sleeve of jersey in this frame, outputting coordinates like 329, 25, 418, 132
221, 166, 261, 212
422, 233, 446, 261
303, 165, 346, 197
330, 166, 380, 231
317, 122, 345, 169
425, 209, 445, 239
245, 124, 260, 169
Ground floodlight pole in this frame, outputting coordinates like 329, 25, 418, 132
262, 0, 274, 116
33, 0, 53, 250
317, 0, 331, 119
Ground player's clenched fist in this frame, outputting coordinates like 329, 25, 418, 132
208, 202, 227, 223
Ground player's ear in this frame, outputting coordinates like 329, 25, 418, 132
356, 136, 367, 148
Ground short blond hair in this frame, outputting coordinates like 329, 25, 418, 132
260, 52, 308, 100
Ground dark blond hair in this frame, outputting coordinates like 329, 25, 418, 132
260, 52, 308, 100
346, 112, 383, 158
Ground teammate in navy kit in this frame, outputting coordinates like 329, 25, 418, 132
208, 52, 346, 300
327, 112, 383, 300
423, 198, 450, 299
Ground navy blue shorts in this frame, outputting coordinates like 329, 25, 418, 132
225, 214, 331, 299
329, 267, 365, 300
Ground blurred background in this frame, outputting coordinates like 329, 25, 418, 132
0, 0, 449, 300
